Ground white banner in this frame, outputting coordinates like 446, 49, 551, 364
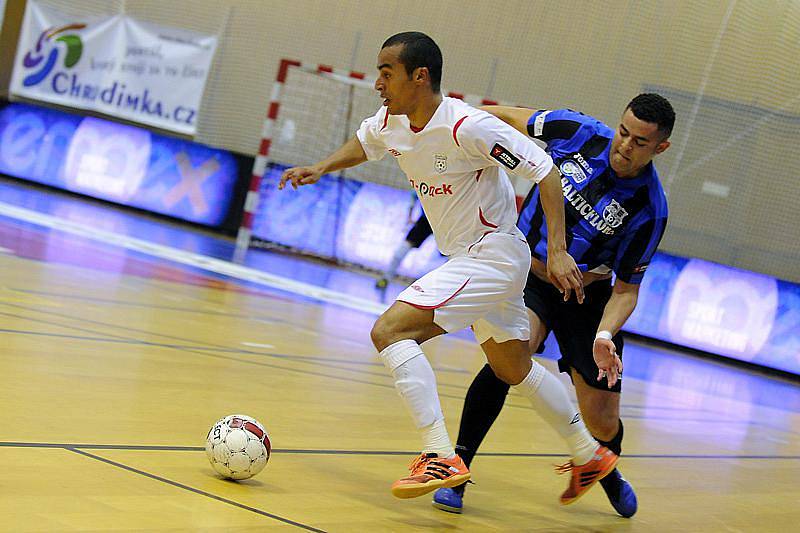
10, 0, 218, 135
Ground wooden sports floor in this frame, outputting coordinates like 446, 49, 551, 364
0, 179, 798, 532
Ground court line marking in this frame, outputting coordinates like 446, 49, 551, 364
12, 321, 745, 417
0, 310, 674, 416
0, 200, 386, 316
2, 442, 796, 460
67, 448, 326, 532
6, 287, 383, 351
0, 306, 486, 398
5, 303, 797, 430
2, 318, 793, 427
9, 287, 308, 321
0, 304, 719, 413
242, 342, 276, 349
0, 319, 471, 376
4, 309, 794, 425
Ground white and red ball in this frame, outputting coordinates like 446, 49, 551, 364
205, 414, 271, 480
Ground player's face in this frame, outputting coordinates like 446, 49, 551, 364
610, 108, 670, 177
375, 44, 418, 115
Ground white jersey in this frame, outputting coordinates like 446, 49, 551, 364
356, 97, 554, 256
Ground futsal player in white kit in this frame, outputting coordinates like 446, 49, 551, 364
279, 32, 618, 504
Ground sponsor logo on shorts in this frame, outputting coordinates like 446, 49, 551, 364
411, 284, 425, 292
490, 143, 520, 170
388, 148, 402, 157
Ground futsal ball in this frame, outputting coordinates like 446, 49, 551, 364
205, 414, 271, 480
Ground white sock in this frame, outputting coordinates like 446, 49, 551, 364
379, 339, 455, 458
513, 361, 598, 465
385, 240, 413, 279
420, 419, 455, 458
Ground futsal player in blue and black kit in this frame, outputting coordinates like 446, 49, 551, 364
433, 94, 674, 517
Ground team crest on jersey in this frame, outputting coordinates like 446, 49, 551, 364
603, 200, 628, 228
434, 153, 447, 173
560, 160, 588, 184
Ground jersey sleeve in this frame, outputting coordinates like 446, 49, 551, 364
456, 112, 554, 184
355, 106, 389, 161
613, 214, 668, 284
527, 109, 592, 150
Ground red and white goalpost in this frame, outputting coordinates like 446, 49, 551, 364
233, 59, 374, 261
234, 58, 531, 261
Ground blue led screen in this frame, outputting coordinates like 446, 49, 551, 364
0, 102, 239, 226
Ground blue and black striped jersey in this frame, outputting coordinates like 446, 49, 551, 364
518, 109, 668, 284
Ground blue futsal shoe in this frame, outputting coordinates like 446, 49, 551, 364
600, 469, 638, 518
432, 487, 463, 514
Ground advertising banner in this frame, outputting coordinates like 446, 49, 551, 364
627, 254, 800, 375
0, 102, 239, 226
10, 0, 217, 135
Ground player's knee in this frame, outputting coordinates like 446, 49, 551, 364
370, 317, 390, 351
492, 367, 522, 385
488, 358, 529, 386
527, 337, 542, 356
585, 411, 619, 441
370, 313, 403, 351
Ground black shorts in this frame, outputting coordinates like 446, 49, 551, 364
405, 214, 433, 248
523, 272, 624, 392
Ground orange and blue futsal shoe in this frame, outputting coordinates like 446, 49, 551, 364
556, 445, 619, 505
391, 453, 470, 499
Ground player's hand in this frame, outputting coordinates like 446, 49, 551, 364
593, 337, 623, 388
278, 166, 323, 190
546, 250, 585, 303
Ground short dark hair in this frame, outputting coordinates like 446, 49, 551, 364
626, 93, 675, 139
382, 32, 442, 93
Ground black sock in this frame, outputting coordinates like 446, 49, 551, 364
597, 420, 623, 493
596, 419, 623, 455
452, 363, 509, 495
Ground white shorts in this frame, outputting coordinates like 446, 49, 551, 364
396, 232, 531, 344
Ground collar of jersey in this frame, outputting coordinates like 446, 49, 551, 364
401, 97, 449, 134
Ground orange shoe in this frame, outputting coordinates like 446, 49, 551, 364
391, 453, 470, 499
556, 446, 618, 505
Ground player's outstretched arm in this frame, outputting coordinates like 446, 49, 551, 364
279, 136, 368, 190
480, 106, 536, 136
538, 167, 585, 303
593, 280, 639, 388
